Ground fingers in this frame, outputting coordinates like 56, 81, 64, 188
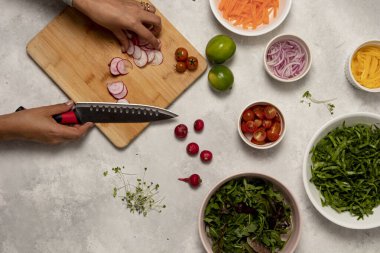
54, 122, 94, 141
132, 22, 161, 49
40, 101, 74, 116
113, 30, 130, 53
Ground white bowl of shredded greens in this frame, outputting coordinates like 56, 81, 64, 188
303, 112, 380, 229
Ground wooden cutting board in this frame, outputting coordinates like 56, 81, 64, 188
27, 7, 207, 148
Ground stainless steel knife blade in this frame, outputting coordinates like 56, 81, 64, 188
74, 102, 177, 123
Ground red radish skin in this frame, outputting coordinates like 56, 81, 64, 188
178, 174, 202, 188
200, 150, 213, 162
186, 142, 199, 155
174, 124, 188, 138
116, 60, 129, 75
194, 119, 204, 132
107, 81, 124, 95
109, 57, 122, 76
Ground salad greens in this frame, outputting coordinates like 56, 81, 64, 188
310, 123, 380, 219
104, 166, 166, 217
204, 178, 292, 253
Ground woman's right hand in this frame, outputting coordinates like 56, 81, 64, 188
73, 0, 162, 52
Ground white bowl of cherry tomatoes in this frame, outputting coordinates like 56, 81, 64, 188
238, 101, 286, 149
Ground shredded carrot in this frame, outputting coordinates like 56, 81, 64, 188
218, 0, 279, 30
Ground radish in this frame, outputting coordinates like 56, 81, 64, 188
186, 142, 199, 155
200, 150, 213, 162
107, 81, 124, 95
116, 59, 133, 75
178, 174, 202, 188
113, 85, 128, 99
117, 98, 129, 103
109, 57, 122, 76
133, 45, 142, 59
151, 50, 163, 65
126, 40, 135, 55
134, 50, 148, 68
146, 50, 155, 63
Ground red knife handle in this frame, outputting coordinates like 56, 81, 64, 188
15, 106, 80, 125
53, 111, 80, 124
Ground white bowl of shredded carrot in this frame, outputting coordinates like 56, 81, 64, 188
346, 40, 380, 93
209, 0, 292, 36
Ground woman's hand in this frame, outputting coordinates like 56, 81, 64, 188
0, 101, 94, 144
74, 0, 162, 52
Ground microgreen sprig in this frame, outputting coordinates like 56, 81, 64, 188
300, 90, 337, 115
104, 166, 166, 217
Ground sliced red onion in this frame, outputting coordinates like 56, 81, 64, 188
266, 39, 307, 79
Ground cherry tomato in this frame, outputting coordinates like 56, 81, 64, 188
241, 122, 250, 133
264, 105, 277, 119
242, 109, 254, 121
186, 56, 198, 71
251, 137, 266, 145
245, 120, 256, 133
271, 122, 282, 135
262, 119, 272, 129
175, 47, 188, 62
274, 113, 281, 122
252, 106, 265, 119
252, 118, 262, 128
253, 128, 266, 142
267, 131, 280, 142
175, 62, 187, 73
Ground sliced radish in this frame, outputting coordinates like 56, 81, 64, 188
146, 50, 155, 63
133, 45, 142, 59
107, 81, 125, 95
138, 38, 149, 46
117, 60, 130, 75
124, 59, 133, 70
117, 98, 129, 103
113, 85, 128, 99
109, 57, 122, 76
126, 40, 135, 55
134, 50, 148, 68
131, 36, 139, 46
151, 50, 163, 65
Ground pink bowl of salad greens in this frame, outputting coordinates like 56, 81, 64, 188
264, 34, 312, 82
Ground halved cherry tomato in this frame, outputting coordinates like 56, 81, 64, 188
262, 119, 272, 129
274, 113, 281, 122
245, 120, 256, 133
264, 105, 277, 119
175, 62, 187, 73
251, 137, 266, 145
252, 118, 262, 128
253, 128, 266, 142
271, 122, 282, 135
186, 56, 198, 71
242, 109, 254, 121
241, 122, 249, 133
175, 47, 188, 62
267, 131, 280, 142
253, 106, 265, 119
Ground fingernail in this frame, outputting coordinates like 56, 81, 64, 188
121, 46, 126, 53
66, 100, 74, 106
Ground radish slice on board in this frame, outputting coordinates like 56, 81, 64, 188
151, 50, 163, 65
116, 60, 130, 75
133, 45, 142, 59
126, 40, 135, 55
109, 57, 122, 75
134, 50, 148, 68
117, 98, 129, 103
123, 59, 133, 70
146, 50, 155, 63
107, 81, 125, 95
113, 85, 128, 99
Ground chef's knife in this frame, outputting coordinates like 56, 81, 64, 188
17, 102, 177, 124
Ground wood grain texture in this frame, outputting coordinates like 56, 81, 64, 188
26, 7, 207, 148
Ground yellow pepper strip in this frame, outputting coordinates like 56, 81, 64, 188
351, 45, 380, 88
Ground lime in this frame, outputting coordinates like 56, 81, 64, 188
208, 65, 234, 92
206, 35, 236, 64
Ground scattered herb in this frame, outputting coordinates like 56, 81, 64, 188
310, 123, 380, 219
104, 166, 166, 216
204, 178, 292, 253
300, 90, 336, 115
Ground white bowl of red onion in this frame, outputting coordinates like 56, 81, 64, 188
264, 34, 312, 82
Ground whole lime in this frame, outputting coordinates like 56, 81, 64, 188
206, 35, 236, 64
208, 65, 234, 92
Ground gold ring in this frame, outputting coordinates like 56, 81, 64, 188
140, 1, 150, 11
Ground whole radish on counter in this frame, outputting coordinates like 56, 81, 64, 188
178, 174, 202, 188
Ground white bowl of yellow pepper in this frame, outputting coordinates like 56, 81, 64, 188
346, 40, 380, 93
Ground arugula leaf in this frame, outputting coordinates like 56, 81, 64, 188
310, 123, 380, 219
